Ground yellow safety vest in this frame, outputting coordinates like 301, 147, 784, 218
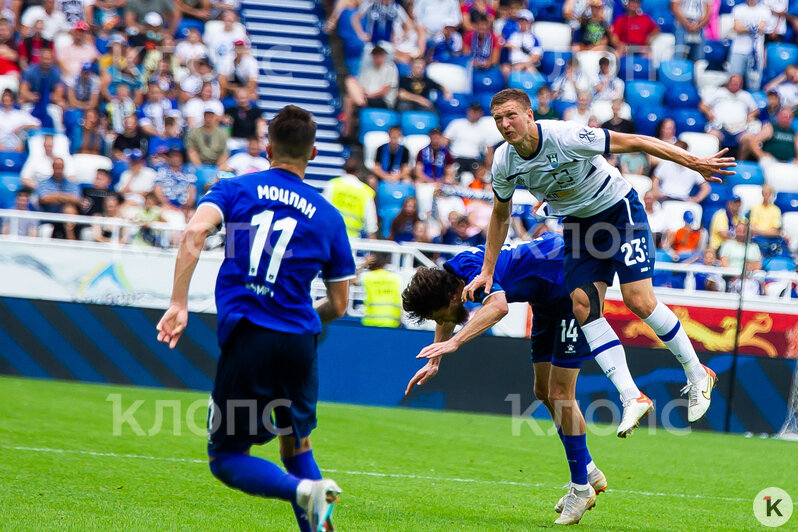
361, 269, 402, 328
328, 177, 375, 237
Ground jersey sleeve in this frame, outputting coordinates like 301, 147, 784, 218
322, 210, 356, 282
443, 251, 504, 303
197, 177, 231, 223
559, 122, 611, 159
490, 145, 514, 202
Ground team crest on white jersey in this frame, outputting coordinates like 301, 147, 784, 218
547, 153, 559, 168
577, 128, 596, 144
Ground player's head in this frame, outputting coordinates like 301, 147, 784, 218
266, 105, 318, 167
402, 267, 469, 325
490, 88, 534, 144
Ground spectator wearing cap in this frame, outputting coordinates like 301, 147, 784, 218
116, 148, 157, 208
218, 38, 258, 99
138, 81, 178, 136
574, 0, 610, 51
67, 62, 99, 112
183, 81, 223, 129
414, 0, 462, 37
20, 0, 70, 41
699, 74, 758, 151
153, 147, 197, 213
128, 12, 166, 66
0, 18, 19, 76
21, 134, 75, 188
745, 107, 798, 163
342, 45, 398, 136
427, 18, 464, 63
443, 102, 492, 174
18, 17, 53, 70
58, 21, 98, 86
71, 107, 105, 154
463, 12, 500, 70
664, 210, 705, 263
610, 0, 660, 56
728, 0, 770, 90
20, 47, 65, 131
396, 57, 449, 112
186, 105, 229, 167
372, 125, 411, 182
204, 9, 246, 68
651, 140, 711, 201
0, 89, 40, 152
502, 9, 541, 77
223, 87, 265, 149
709, 194, 745, 250
763, 65, 798, 109
223, 136, 269, 175
125, 0, 175, 34
175, 27, 209, 67
112, 114, 148, 160
672, 0, 711, 61
414, 128, 454, 182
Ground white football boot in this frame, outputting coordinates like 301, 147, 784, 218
617, 393, 654, 438
555, 468, 607, 513
307, 479, 341, 532
554, 484, 596, 525
680, 365, 717, 423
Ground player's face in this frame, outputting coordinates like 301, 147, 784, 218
430, 301, 469, 325
492, 101, 532, 144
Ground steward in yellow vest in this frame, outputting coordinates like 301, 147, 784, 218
360, 253, 402, 328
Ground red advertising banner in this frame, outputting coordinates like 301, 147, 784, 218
603, 299, 798, 359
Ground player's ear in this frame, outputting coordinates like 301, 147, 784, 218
309, 146, 318, 161
265, 143, 273, 160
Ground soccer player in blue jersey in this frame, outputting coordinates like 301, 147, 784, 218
156, 105, 355, 532
464, 89, 735, 519
403, 233, 617, 525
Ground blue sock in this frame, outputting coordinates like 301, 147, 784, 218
561, 434, 590, 486
210, 453, 300, 502
282, 451, 322, 532
558, 427, 592, 466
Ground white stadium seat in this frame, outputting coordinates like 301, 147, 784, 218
732, 184, 763, 217
28, 132, 70, 158
531, 22, 572, 52
575, 50, 616, 81
782, 212, 798, 252
72, 154, 113, 184
591, 100, 631, 125
650, 33, 675, 68
678, 132, 720, 158
624, 174, 653, 197
477, 115, 504, 146
763, 161, 798, 193
0, 74, 19, 95
403, 134, 431, 164
695, 60, 730, 92
426, 63, 470, 94
661, 200, 703, 231
362, 131, 389, 171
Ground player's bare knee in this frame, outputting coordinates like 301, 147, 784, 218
547, 381, 570, 404
624, 290, 657, 318
534, 381, 549, 404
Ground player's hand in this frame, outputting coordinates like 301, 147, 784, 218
462, 270, 493, 302
693, 148, 736, 183
416, 338, 459, 360
156, 304, 189, 349
405, 359, 440, 395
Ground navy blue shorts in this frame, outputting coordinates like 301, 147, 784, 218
207, 319, 319, 456
562, 188, 655, 293
530, 303, 593, 369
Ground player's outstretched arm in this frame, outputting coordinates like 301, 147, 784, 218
608, 132, 736, 183
157, 205, 221, 349
405, 320, 456, 394
462, 197, 511, 302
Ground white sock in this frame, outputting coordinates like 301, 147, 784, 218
296, 479, 313, 509
581, 318, 641, 403
642, 302, 707, 384
586, 461, 597, 474
572, 482, 590, 492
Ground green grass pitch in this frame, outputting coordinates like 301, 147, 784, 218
1, 375, 796, 531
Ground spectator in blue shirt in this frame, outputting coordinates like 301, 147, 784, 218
19, 47, 65, 131
38, 157, 82, 239
154, 147, 197, 212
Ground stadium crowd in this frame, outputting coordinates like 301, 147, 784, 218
326, 0, 798, 296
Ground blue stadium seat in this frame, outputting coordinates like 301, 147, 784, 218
0, 151, 25, 173
775, 192, 798, 213
0, 172, 19, 208
701, 206, 722, 229
765, 43, 798, 83
765, 256, 797, 271
195, 165, 219, 188
400, 111, 440, 136
702, 40, 729, 70
664, 83, 700, 109
634, 106, 666, 136
658, 59, 694, 88
553, 99, 575, 117
477, 92, 494, 113
540, 51, 572, 78
650, 10, 675, 33
111, 160, 128, 187
750, 90, 768, 111
672, 109, 706, 134
536, 2, 564, 22
701, 182, 733, 210
435, 93, 473, 119
508, 71, 547, 95
719, 0, 740, 13
358, 108, 400, 143
396, 62, 412, 78
472, 67, 504, 94
625, 81, 665, 109
618, 55, 650, 81
727, 161, 765, 187
175, 18, 205, 39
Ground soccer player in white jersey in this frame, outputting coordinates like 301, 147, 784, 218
463, 89, 735, 521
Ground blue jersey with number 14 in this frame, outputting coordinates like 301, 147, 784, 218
199, 169, 356, 347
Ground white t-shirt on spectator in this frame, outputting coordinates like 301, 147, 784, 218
653, 160, 704, 200
21, 153, 76, 183
677, 0, 711, 23
563, 106, 592, 125
21, 6, 70, 40
763, 0, 788, 35
774, 81, 798, 108
646, 203, 668, 235
183, 98, 224, 128
443, 118, 489, 159
60, 42, 99, 85
116, 167, 157, 205
57, 0, 93, 24
413, 0, 462, 36
175, 41, 209, 65
0, 109, 40, 151
507, 31, 542, 65
730, 3, 771, 56
704, 87, 757, 133
205, 26, 247, 67
592, 73, 625, 101
435, 194, 466, 224
226, 152, 270, 175
358, 61, 399, 107
551, 71, 589, 102
216, 54, 258, 82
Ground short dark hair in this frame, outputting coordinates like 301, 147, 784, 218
388, 124, 402, 134
268, 105, 316, 160
343, 157, 360, 175
490, 88, 532, 112
402, 267, 460, 323
17, 186, 33, 197
599, 57, 610, 66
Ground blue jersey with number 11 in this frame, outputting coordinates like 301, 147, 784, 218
199, 169, 356, 347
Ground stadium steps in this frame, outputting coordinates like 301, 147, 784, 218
240, 0, 345, 181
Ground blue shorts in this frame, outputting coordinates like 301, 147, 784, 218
562, 188, 655, 293
208, 320, 318, 456
530, 302, 593, 369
